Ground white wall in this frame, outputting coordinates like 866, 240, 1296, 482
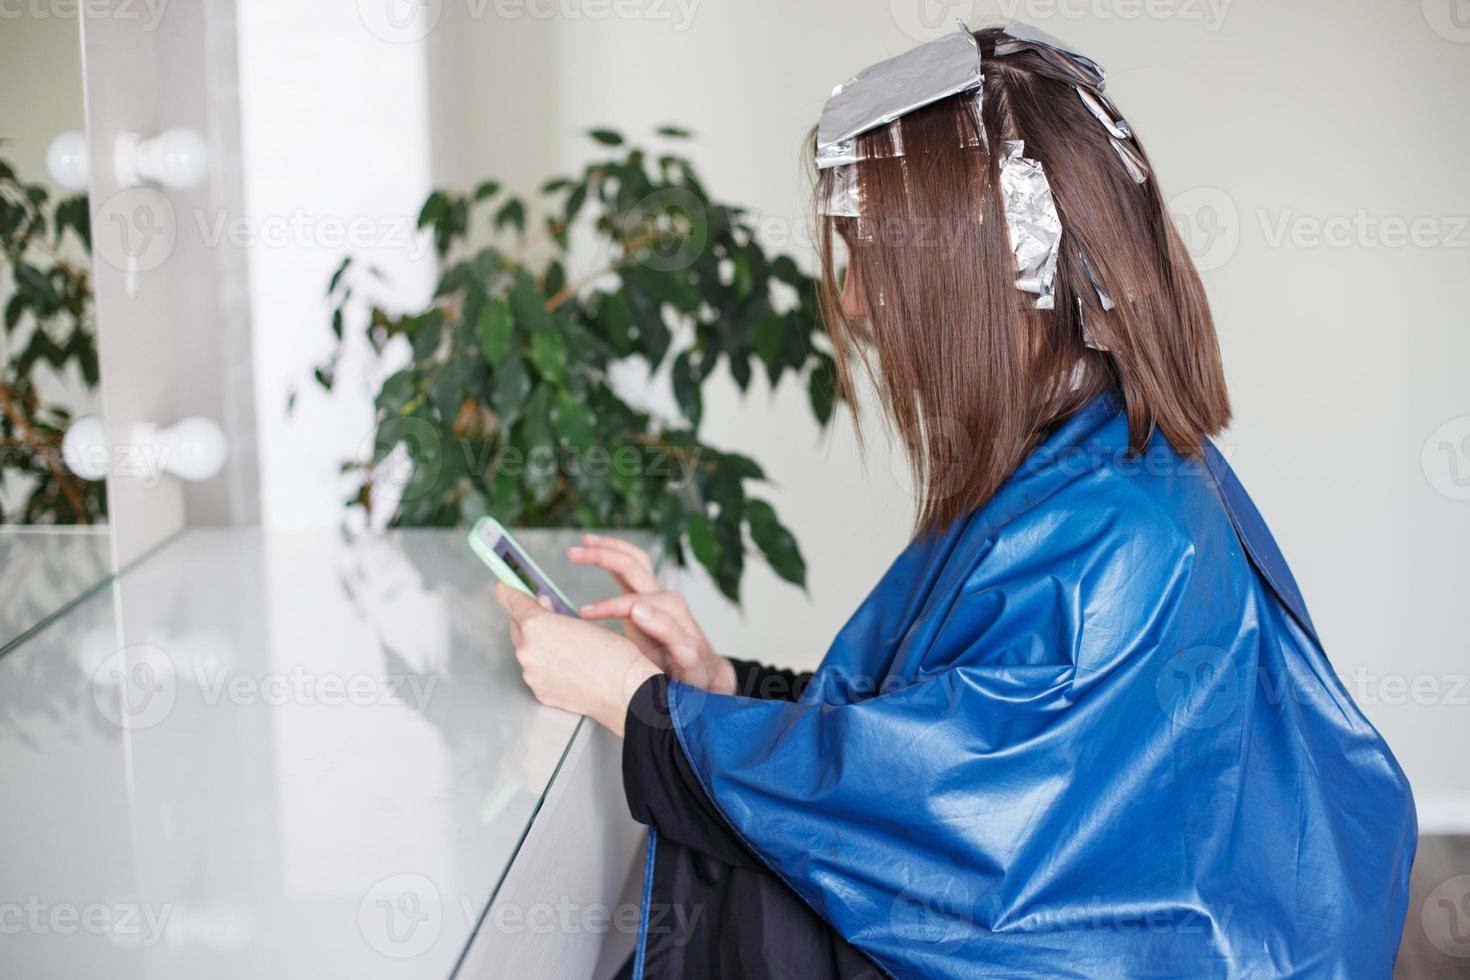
236, 0, 438, 532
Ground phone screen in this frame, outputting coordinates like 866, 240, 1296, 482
494, 536, 577, 616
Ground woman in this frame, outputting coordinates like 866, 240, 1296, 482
495, 24, 1417, 979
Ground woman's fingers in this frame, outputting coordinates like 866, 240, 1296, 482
582, 534, 655, 574
577, 594, 642, 621
495, 583, 545, 626
625, 600, 697, 652
567, 544, 660, 593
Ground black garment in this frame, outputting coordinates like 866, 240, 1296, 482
621, 661, 885, 980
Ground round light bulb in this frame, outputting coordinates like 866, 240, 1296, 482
61, 415, 110, 480
164, 416, 227, 481
147, 128, 210, 190
46, 130, 90, 193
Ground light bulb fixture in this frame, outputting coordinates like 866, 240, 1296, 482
113, 127, 210, 190
63, 415, 228, 483
45, 130, 90, 192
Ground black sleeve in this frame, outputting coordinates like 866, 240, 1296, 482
622, 674, 761, 868
726, 657, 814, 702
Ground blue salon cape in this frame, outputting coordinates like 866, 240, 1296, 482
647, 392, 1416, 978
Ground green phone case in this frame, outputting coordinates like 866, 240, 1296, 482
467, 516, 577, 611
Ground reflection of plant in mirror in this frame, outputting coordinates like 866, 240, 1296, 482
0, 150, 105, 524
307, 127, 838, 602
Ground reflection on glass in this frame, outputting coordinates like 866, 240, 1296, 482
1, 15, 109, 646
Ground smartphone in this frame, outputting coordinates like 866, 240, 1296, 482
468, 517, 578, 617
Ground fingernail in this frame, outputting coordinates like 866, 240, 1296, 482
568, 546, 584, 556
579, 605, 594, 616
632, 602, 653, 624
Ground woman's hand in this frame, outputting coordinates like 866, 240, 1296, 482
495, 583, 660, 738
570, 533, 737, 696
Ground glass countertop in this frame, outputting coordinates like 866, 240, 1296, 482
0, 525, 112, 651
0, 527, 613, 979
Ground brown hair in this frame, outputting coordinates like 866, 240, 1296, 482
815, 27, 1230, 535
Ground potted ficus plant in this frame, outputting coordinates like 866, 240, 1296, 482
308, 127, 839, 602
0, 148, 105, 524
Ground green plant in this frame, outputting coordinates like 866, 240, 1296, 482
0, 149, 105, 524
309, 127, 839, 602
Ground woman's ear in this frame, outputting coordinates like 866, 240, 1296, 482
838, 258, 869, 320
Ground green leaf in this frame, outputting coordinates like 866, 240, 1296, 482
747, 498, 806, 587
671, 351, 702, 428
523, 384, 554, 450
417, 190, 448, 230
550, 388, 596, 449
656, 125, 692, 139
13, 263, 58, 308
494, 197, 526, 234
686, 511, 720, 573
770, 254, 801, 285
411, 310, 444, 361
623, 273, 671, 367
475, 297, 513, 367
509, 284, 549, 334
704, 457, 743, 520
492, 353, 531, 421
564, 184, 588, 226
327, 256, 351, 295
489, 467, 524, 524
588, 128, 624, 146
543, 259, 566, 297
375, 369, 416, 416
808, 356, 836, 425
431, 356, 470, 419
754, 311, 785, 384
597, 293, 634, 353
720, 452, 765, 481
54, 195, 90, 249
712, 518, 744, 601
529, 329, 567, 383
521, 385, 558, 503
473, 180, 500, 201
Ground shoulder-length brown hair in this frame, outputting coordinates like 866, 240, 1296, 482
815, 27, 1230, 535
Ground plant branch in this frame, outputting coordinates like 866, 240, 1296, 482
0, 380, 90, 523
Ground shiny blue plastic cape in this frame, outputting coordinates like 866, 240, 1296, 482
665, 392, 1416, 978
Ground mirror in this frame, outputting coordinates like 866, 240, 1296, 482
0, 16, 110, 647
